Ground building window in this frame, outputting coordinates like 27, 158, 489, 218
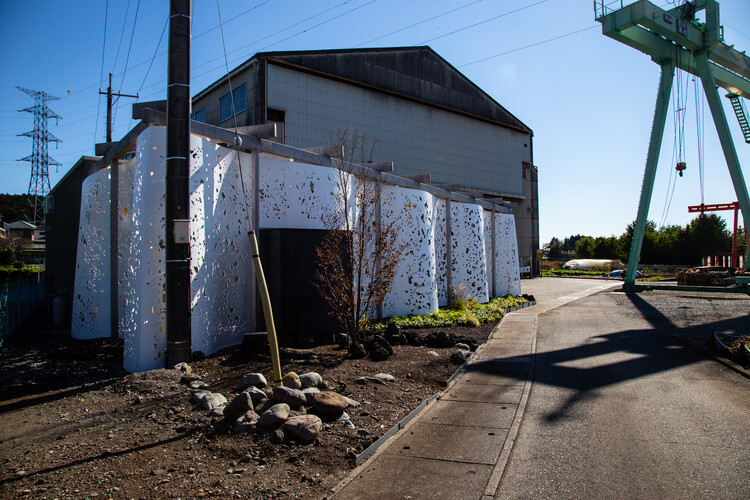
219, 83, 246, 122
267, 107, 286, 143
190, 108, 206, 123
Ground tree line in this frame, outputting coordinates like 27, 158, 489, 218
547, 214, 744, 265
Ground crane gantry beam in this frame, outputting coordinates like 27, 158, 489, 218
595, 0, 750, 290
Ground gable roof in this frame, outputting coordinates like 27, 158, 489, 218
194, 46, 531, 133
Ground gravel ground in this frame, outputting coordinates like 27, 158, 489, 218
0, 316, 497, 499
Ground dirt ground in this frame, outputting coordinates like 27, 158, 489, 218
0, 316, 498, 499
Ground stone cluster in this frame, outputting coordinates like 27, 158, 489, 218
183, 368, 362, 444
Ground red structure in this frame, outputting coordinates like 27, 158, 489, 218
687, 202, 745, 267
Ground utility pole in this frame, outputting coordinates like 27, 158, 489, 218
99, 73, 138, 143
17, 87, 61, 227
165, 0, 192, 366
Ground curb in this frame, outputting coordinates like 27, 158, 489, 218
355, 299, 538, 465
335, 299, 540, 494
668, 333, 750, 381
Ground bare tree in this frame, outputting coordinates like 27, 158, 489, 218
315, 130, 405, 356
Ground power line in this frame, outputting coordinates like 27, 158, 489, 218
458, 25, 598, 68
355, 0, 484, 47
94, 0, 110, 146
418, 0, 549, 45
111, 0, 133, 76
194, 0, 272, 40
113, 0, 142, 130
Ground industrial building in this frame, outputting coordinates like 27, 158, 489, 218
191, 47, 539, 271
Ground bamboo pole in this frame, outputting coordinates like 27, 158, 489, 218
248, 231, 283, 385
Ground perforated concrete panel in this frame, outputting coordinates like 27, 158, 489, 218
74, 126, 522, 372
259, 153, 339, 230
381, 186, 438, 317
122, 127, 168, 372
494, 213, 522, 296
450, 202, 489, 304
189, 140, 254, 356
71, 168, 111, 340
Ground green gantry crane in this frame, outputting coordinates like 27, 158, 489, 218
595, 0, 750, 291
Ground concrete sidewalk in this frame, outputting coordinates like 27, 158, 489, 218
333, 279, 620, 499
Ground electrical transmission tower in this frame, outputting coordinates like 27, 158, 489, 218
17, 86, 62, 227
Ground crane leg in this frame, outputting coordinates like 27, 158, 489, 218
625, 61, 674, 290
695, 52, 750, 269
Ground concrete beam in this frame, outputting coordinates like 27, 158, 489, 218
132, 100, 167, 120
402, 173, 431, 183
234, 124, 277, 139
303, 145, 344, 158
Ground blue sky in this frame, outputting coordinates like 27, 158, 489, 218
1, 0, 749, 243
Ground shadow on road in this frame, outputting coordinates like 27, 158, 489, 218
467, 292, 749, 422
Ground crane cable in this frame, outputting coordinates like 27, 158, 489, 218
216, 0, 252, 234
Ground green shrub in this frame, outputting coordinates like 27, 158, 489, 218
371, 294, 526, 330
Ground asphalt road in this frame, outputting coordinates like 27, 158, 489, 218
496, 282, 750, 499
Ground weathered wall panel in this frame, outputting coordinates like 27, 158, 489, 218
267, 65, 528, 197
381, 186, 438, 318
494, 214, 522, 296
450, 202, 489, 304
74, 126, 522, 372
71, 168, 111, 339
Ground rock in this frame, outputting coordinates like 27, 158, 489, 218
173, 362, 191, 374
242, 386, 268, 404
284, 415, 323, 443
385, 322, 399, 338
454, 343, 471, 351
301, 387, 320, 406
254, 398, 274, 415
369, 343, 391, 361
343, 395, 360, 407
269, 429, 285, 444
201, 393, 227, 411
209, 407, 225, 418
181, 373, 202, 385
355, 377, 367, 385
190, 389, 211, 405
357, 429, 370, 436
188, 380, 208, 390
404, 330, 424, 346
299, 372, 323, 389
235, 373, 267, 391
368, 335, 393, 361
349, 342, 367, 359
272, 386, 307, 409
224, 393, 254, 422
282, 372, 302, 389
426, 350, 440, 358
312, 391, 350, 415
385, 323, 407, 345
425, 331, 455, 348
450, 348, 471, 364
374, 373, 395, 383
258, 403, 290, 428
342, 419, 355, 430
234, 411, 259, 432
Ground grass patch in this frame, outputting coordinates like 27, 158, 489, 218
542, 269, 603, 277
371, 294, 528, 330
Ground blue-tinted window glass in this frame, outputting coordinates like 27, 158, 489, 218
219, 83, 246, 122
190, 108, 206, 123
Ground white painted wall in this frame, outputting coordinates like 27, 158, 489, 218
73, 126, 522, 372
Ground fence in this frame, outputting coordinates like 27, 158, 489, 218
0, 272, 45, 347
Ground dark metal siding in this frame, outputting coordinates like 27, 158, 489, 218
46, 156, 100, 323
